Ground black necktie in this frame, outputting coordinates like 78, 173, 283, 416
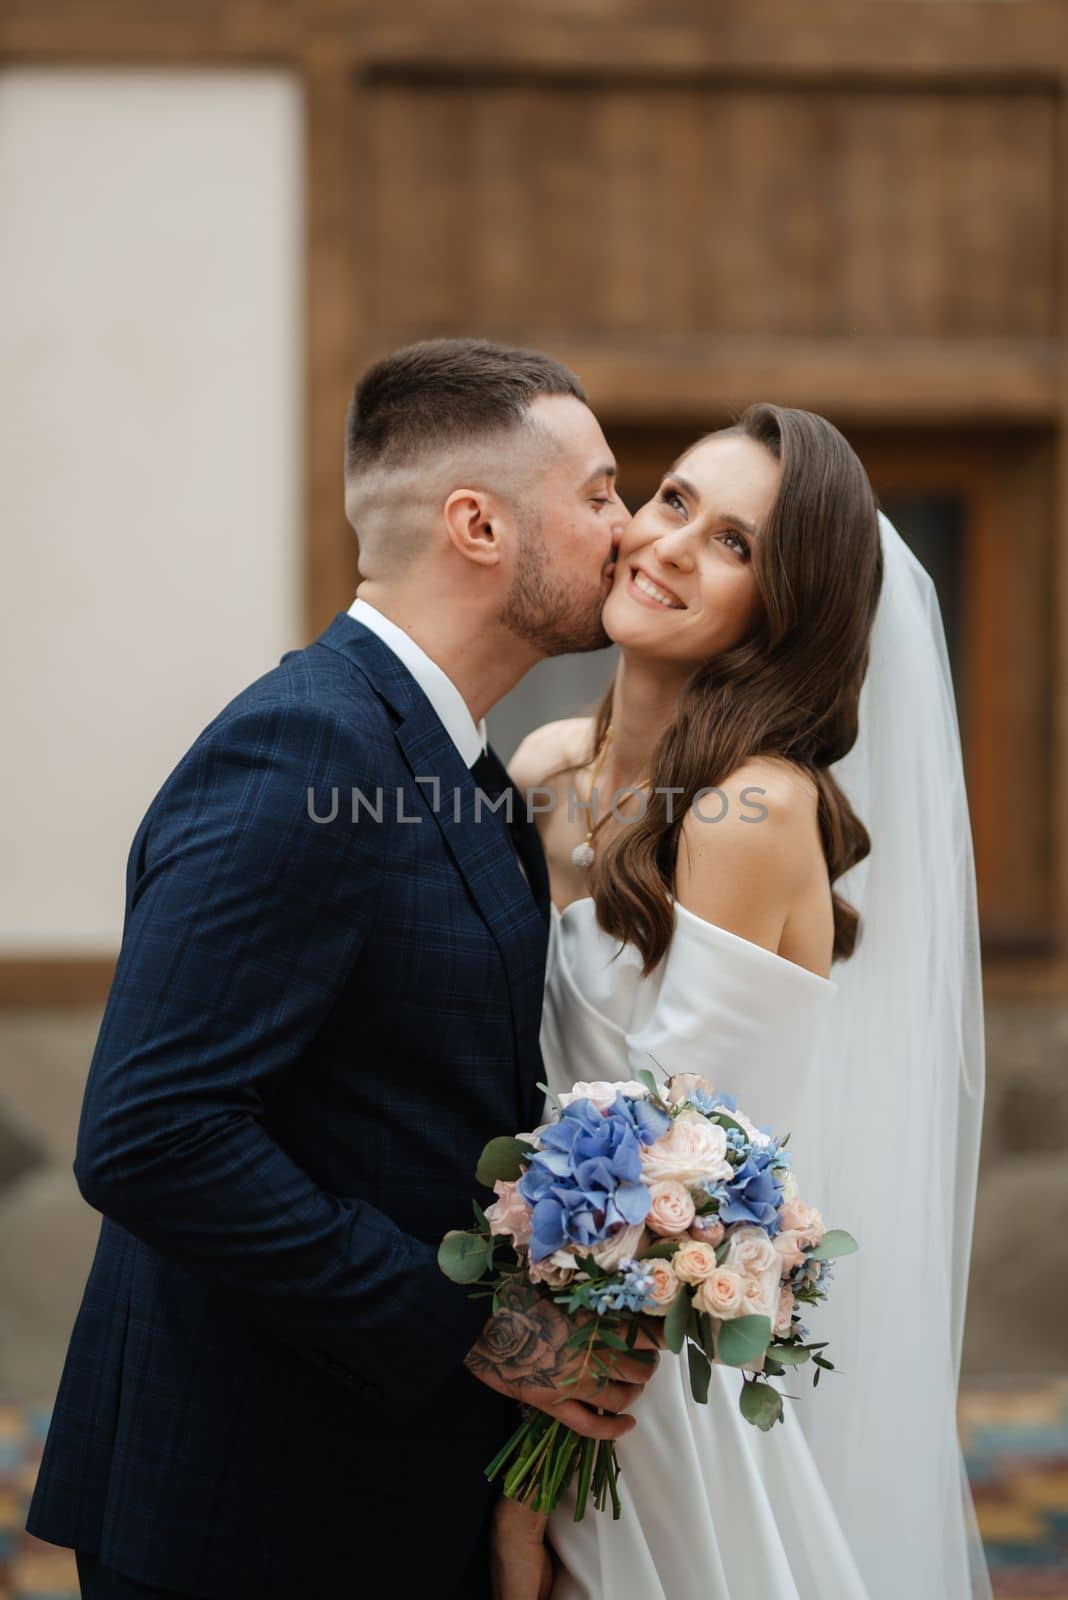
470, 747, 551, 926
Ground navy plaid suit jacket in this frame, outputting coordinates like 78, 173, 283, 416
27, 614, 552, 1599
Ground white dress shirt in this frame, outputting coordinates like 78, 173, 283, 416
347, 597, 488, 768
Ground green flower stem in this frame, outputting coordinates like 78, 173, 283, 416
503, 1415, 558, 1501
485, 1413, 536, 1484
573, 1436, 597, 1521
482, 1409, 622, 1520
604, 1442, 623, 1520
547, 1426, 580, 1506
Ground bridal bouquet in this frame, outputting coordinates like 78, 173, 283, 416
438, 1069, 857, 1520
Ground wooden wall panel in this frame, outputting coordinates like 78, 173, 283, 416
364, 82, 1058, 343
4, 0, 1063, 79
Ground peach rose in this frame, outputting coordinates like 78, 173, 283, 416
774, 1286, 796, 1338
722, 1225, 778, 1280
724, 1225, 782, 1321
694, 1268, 746, 1318
741, 1274, 779, 1319
484, 1180, 533, 1246
779, 1200, 825, 1246
689, 1216, 725, 1247
588, 1223, 646, 1272
666, 1072, 717, 1109
647, 1180, 696, 1237
642, 1258, 682, 1315
641, 1111, 733, 1189
558, 1080, 650, 1112
773, 1228, 807, 1276
673, 1240, 720, 1285
527, 1248, 580, 1288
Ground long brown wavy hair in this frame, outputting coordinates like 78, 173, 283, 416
589, 402, 884, 975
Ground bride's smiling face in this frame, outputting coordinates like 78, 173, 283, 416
602, 432, 778, 662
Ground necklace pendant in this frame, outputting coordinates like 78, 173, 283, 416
570, 840, 596, 869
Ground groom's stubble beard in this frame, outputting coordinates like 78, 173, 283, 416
499, 503, 611, 656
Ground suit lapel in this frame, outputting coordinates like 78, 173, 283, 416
315, 614, 548, 1058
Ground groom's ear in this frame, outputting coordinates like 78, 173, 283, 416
443, 487, 508, 568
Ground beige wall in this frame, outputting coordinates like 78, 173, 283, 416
0, 67, 304, 952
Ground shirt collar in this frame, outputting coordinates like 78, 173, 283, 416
348, 597, 488, 768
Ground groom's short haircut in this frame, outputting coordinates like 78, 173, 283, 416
345, 338, 586, 476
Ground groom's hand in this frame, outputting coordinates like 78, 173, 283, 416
463, 1284, 659, 1441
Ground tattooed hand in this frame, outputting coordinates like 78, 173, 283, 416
464, 1282, 659, 1441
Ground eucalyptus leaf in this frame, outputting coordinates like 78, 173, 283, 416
696, 1311, 718, 1363
715, 1314, 772, 1369
767, 1343, 811, 1367
438, 1229, 491, 1284
475, 1136, 532, 1188
806, 1228, 858, 1262
636, 1068, 660, 1099
664, 1290, 690, 1355
710, 1112, 747, 1139
687, 1340, 712, 1404
739, 1379, 784, 1431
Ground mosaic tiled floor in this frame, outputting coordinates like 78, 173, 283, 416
958, 1376, 1068, 1597
3, 1379, 1067, 1598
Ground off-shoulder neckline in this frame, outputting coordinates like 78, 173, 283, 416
550, 894, 837, 991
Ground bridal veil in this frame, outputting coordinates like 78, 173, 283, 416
787, 511, 993, 1598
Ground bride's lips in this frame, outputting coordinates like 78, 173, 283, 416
627, 564, 687, 611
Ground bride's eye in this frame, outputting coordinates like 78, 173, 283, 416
720, 530, 750, 560
659, 487, 686, 515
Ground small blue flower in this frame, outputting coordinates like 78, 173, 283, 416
583, 1258, 657, 1316
688, 1087, 737, 1116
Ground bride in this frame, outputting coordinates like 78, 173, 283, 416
498, 404, 993, 1600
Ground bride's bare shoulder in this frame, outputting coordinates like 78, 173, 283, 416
507, 717, 596, 791
677, 754, 821, 884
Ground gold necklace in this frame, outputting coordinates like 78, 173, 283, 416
569, 725, 650, 869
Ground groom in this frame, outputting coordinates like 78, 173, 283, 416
27, 339, 651, 1599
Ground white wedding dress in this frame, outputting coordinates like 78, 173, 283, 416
540, 895, 871, 1600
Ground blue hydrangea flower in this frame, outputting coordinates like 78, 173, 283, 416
710, 1141, 785, 1233
608, 1090, 672, 1148
518, 1096, 660, 1261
